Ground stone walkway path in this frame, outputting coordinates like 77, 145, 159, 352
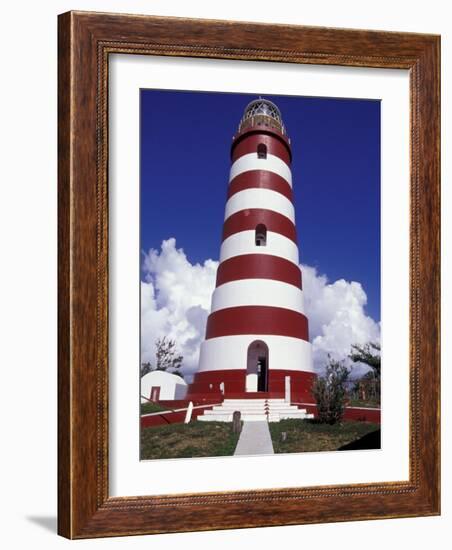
234, 421, 274, 456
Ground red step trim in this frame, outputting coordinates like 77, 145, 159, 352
187, 369, 316, 402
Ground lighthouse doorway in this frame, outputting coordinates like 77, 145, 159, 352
246, 340, 269, 393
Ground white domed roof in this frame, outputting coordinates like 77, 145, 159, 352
141, 370, 187, 385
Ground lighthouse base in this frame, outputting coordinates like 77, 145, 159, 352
187, 369, 316, 403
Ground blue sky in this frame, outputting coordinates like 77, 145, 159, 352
140, 89, 380, 322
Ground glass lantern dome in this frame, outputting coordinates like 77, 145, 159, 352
238, 98, 286, 135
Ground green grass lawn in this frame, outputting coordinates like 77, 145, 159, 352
140, 401, 172, 415
140, 421, 241, 460
269, 419, 380, 453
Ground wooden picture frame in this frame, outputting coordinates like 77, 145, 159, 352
58, 11, 440, 538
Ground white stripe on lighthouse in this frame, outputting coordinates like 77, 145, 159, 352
210, 279, 305, 314
219, 230, 299, 265
229, 153, 292, 187
198, 335, 313, 373
224, 189, 295, 222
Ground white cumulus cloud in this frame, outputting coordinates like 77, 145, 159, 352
141, 238, 218, 378
141, 238, 380, 379
301, 265, 380, 374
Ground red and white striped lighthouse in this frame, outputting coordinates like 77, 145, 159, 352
188, 99, 315, 404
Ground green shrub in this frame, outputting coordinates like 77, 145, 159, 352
312, 359, 349, 424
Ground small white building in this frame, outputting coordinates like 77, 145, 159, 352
140, 371, 188, 403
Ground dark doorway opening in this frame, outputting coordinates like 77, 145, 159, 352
246, 340, 269, 392
257, 356, 268, 392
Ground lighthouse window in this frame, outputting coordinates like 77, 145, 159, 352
257, 143, 267, 159
255, 224, 267, 246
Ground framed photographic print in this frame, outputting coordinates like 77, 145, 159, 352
137, 89, 382, 464
58, 11, 440, 538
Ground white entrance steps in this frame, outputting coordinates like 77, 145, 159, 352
197, 398, 314, 423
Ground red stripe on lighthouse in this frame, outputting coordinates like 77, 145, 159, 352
216, 254, 302, 289
231, 133, 291, 165
222, 209, 297, 243
205, 306, 309, 341
228, 171, 293, 202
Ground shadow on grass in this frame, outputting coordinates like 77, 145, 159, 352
269, 418, 380, 454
